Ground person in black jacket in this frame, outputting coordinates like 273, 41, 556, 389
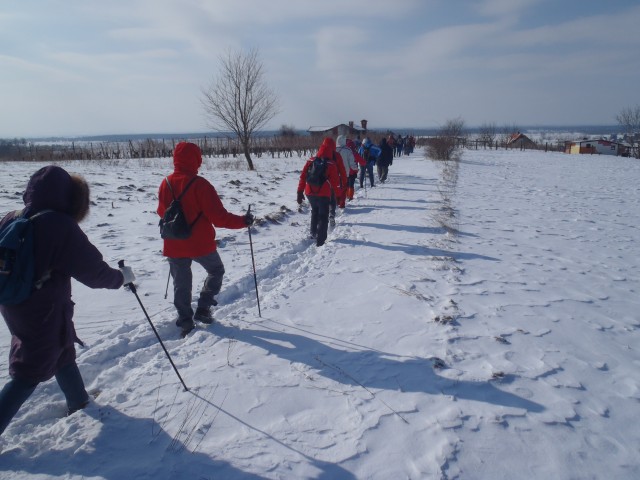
377, 137, 394, 183
0, 166, 131, 436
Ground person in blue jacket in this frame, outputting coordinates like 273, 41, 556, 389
358, 138, 379, 188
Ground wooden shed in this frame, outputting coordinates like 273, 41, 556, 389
506, 132, 537, 149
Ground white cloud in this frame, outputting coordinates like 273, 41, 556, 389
1, 0, 639, 136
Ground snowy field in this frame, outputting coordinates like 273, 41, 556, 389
0, 146, 639, 479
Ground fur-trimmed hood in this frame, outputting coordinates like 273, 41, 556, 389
22, 166, 90, 222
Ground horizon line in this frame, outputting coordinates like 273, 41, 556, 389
2, 123, 624, 141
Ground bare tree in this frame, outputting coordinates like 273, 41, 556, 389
477, 122, 497, 146
201, 48, 280, 170
616, 105, 640, 158
426, 117, 466, 161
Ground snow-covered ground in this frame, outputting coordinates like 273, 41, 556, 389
0, 146, 639, 479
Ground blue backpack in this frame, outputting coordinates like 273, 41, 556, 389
368, 145, 382, 159
0, 210, 52, 305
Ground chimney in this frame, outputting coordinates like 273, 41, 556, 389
349, 121, 354, 128
361, 119, 368, 131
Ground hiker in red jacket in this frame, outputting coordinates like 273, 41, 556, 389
157, 142, 254, 336
297, 137, 341, 247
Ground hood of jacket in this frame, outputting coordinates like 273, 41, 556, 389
173, 142, 202, 176
336, 135, 347, 148
22, 165, 74, 215
317, 137, 336, 159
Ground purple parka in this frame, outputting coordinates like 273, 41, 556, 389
0, 166, 124, 383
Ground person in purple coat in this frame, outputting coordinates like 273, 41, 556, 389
0, 166, 133, 436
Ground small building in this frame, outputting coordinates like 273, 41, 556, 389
308, 120, 367, 138
506, 132, 536, 149
565, 139, 629, 156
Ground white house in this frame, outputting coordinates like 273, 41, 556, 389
566, 139, 629, 156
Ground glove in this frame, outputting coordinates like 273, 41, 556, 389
297, 191, 304, 205
244, 212, 254, 226
120, 266, 135, 285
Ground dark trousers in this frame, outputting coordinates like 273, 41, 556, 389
359, 162, 375, 187
348, 172, 357, 189
377, 163, 389, 182
307, 195, 330, 246
0, 361, 89, 436
169, 251, 225, 325
330, 191, 336, 217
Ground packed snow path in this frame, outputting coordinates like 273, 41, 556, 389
0, 148, 639, 479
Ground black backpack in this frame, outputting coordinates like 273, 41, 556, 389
306, 157, 328, 188
159, 176, 202, 240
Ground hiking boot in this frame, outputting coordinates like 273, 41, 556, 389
329, 215, 336, 227
180, 324, 195, 338
176, 317, 195, 336
194, 306, 214, 324
67, 400, 90, 416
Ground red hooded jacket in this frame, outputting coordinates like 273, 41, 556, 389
297, 137, 341, 198
157, 142, 246, 258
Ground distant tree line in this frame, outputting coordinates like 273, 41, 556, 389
0, 134, 326, 163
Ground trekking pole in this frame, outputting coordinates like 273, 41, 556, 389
164, 269, 171, 299
119, 260, 189, 392
363, 166, 368, 198
246, 205, 262, 317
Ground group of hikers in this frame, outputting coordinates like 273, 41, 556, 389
297, 134, 398, 247
0, 141, 253, 435
0, 132, 405, 436
387, 134, 417, 157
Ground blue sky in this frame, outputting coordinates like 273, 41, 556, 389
1, 0, 639, 137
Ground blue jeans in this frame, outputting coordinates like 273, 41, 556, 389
0, 361, 89, 436
169, 251, 225, 326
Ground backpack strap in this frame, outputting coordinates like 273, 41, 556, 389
177, 176, 200, 201
28, 209, 54, 220
164, 177, 176, 201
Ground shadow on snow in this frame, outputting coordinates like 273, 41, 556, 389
216, 324, 545, 414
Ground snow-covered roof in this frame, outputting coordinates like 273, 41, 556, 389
307, 123, 366, 133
